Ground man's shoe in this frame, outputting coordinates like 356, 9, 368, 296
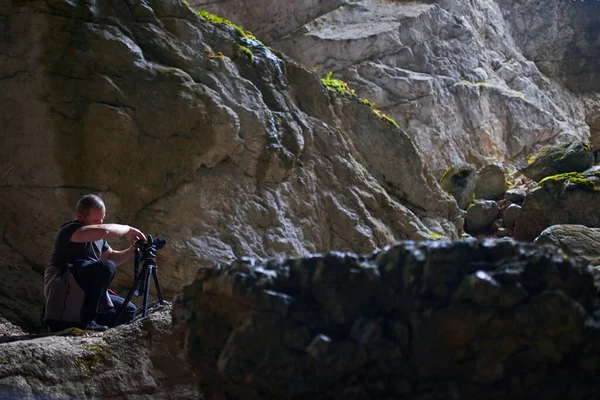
85, 320, 109, 332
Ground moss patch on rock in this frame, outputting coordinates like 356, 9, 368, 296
75, 342, 108, 375
537, 172, 600, 192
321, 72, 399, 128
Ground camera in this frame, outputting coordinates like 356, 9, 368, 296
135, 234, 166, 261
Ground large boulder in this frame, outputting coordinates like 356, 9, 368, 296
0, 306, 201, 399
474, 163, 508, 200
440, 164, 477, 210
173, 239, 600, 400
535, 225, 600, 266
520, 141, 594, 182
514, 167, 600, 241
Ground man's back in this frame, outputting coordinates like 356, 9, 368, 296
48, 220, 108, 268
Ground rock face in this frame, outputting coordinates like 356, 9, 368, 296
189, 0, 345, 43
440, 164, 477, 210
173, 239, 600, 400
514, 167, 600, 241
0, 306, 201, 399
474, 163, 507, 200
0, 0, 461, 330
535, 225, 600, 266
194, 0, 599, 171
520, 141, 594, 182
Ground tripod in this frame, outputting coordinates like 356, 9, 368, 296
115, 241, 165, 325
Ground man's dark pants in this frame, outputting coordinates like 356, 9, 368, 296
47, 260, 136, 331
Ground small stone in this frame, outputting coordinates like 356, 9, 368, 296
474, 163, 508, 200
502, 204, 522, 229
505, 188, 527, 204
497, 227, 511, 238
465, 200, 500, 233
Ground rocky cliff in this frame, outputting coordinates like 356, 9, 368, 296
0, 0, 460, 330
193, 0, 600, 171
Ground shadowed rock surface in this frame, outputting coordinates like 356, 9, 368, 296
173, 239, 600, 400
536, 225, 600, 266
514, 167, 600, 241
0, 0, 460, 331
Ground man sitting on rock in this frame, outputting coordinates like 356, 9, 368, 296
44, 194, 146, 332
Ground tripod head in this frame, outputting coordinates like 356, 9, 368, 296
134, 234, 166, 264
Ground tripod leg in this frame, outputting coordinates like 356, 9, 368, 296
142, 266, 152, 317
115, 267, 146, 325
151, 266, 164, 304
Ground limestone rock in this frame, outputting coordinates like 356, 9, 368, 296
520, 141, 594, 182
0, 0, 460, 330
440, 164, 477, 210
475, 163, 508, 200
514, 168, 600, 241
502, 204, 522, 230
0, 306, 201, 399
195, 0, 599, 170
535, 225, 600, 266
505, 188, 527, 204
465, 201, 500, 233
0, 316, 24, 337
189, 0, 345, 43
173, 239, 600, 399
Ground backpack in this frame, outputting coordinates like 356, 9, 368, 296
43, 265, 85, 324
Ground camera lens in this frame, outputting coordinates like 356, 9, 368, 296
154, 237, 166, 249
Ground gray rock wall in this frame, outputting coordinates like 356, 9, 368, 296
0, 0, 460, 330
193, 0, 599, 170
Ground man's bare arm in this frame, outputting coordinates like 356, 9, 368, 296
71, 224, 145, 243
101, 247, 136, 266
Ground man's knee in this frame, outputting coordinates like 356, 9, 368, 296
98, 260, 116, 276
125, 301, 136, 315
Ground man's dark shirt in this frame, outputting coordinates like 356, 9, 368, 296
48, 220, 110, 268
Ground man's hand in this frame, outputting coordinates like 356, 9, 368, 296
125, 227, 146, 245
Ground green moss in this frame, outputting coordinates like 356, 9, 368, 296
512, 90, 526, 99
538, 172, 599, 192
460, 80, 490, 88
75, 343, 107, 375
240, 45, 254, 62
0, 357, 6, 364
427, 232, 446, 240
321, 72, 356, 97
195, 10, 257, 40
440, 167, 452, 183
57, 327, 88, 336
374, 109, 399, 128
322, 72, 399, 128
208, 51, 225, 60
453, 167, 472, 178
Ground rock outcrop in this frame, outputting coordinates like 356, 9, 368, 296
535, 225, 600, 266
513, 167, 600, 241
0, 0, 460, 330
520, 141, 594, 182
193, 0, 600, 170
173, 239, 600, 400
0, 306, 201, 399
